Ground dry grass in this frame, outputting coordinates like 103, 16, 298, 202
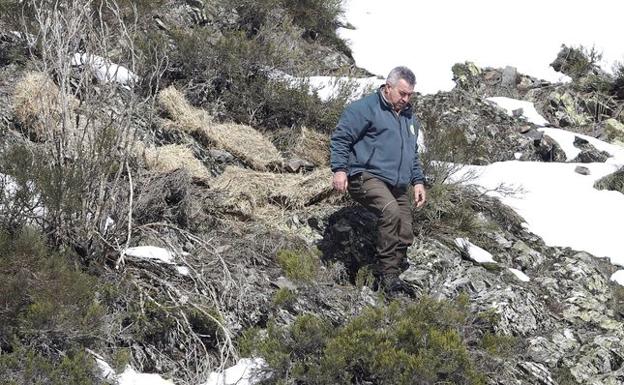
157, 86, 283, 171
292, 127, 330, 166
211, 166, 335, 217
199, 123, 283, 171
12, 71, 77, 141
143, 144, 211, 181
158, 86, 211, 133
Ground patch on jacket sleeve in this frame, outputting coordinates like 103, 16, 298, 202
409, 123, 415, 135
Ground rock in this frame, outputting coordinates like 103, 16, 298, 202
518, 361, 556, 385
209, 149, 235, 163
483, 70, 501, 85
575, 166, 591, 175
283, 158, 315, 173
567, 335, 624, 385
512, 240, 544, 270
523, 128, 544, 141
535, 135, 567, 162
501, 66, 518, 88
475, 287, 551, 336
571, 136, 611, 163
604, 118, 624, 143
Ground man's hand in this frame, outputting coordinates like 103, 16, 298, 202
332, 171, 348, 193
413, 183, 426, 208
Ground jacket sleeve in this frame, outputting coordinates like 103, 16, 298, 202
410, 118, 425, 185
330, 102, 370, 172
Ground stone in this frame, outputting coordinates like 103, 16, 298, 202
523, 128, 544, 141
483, 70, 502, 85
535, 135, 567, 162
501, 66, 518, 88
575, 166, 591, 175
604, 118, 624, 143
210, 149, 235, 163
283, 158, 314, 173
512, 240, 543, 270
571, 136, 611, 163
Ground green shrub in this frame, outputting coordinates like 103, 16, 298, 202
273, 288, 297, 307
0, 227, 108, 383
480, 333, 517, 357
354, 265, 375, 289
245, 298, 486, 385
0, 227, 106, 345
0, 346, 101, 385
276, 248, 320, 283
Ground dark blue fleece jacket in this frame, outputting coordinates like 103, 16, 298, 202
330, 88, 425, 188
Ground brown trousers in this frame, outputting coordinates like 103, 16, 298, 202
348, 172, 413, 276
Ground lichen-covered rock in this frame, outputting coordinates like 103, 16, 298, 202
604, 118, 624, 144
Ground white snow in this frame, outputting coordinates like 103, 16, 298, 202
509, 268, 531, 282
95, 357, 174, 385
117, 367, 175, 385
454, 238, 497, 264
306, 76, 380, 102
124, 246, 175, 264
487, 97, 550, 126
123, 246, 190, 276
95, 358, 116, 381
611, 270, 624, 286
71, 53, 139, 88
272, 69, 379, 102
202, 358, 268, 385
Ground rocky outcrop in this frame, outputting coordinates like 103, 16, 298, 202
415, 89, 566, 164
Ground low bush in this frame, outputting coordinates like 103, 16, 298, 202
0, 346, 100, 385
273, 288, 297, 307
243, 298, 487, 385
0, 226, 108, 383
276, 248, 321, 283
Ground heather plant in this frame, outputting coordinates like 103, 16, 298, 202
242, 299, 488, 385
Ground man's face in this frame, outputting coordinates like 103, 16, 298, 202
385, 78, 414, 111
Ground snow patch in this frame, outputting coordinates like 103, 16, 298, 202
508, 268, 530, 282
71, 53, 139, 88
454, 238, 496, 264
94, 355, 173, 385
486, 97, 549, 126
611, 270, 624, 286
123, 246, 189, 276
202, 358, 268, 385
124, 246, 175, 264
456, 158, 624, 267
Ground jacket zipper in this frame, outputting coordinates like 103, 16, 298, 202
396, 113, 404, 186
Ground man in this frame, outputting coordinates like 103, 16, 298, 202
330, 66, 426, 296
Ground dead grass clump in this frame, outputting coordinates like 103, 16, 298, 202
212, 167, 334, 217
12, 71, 76, 141
199, 123, 283, 171
157, 86, 211, 133
143, 144, 211, 181
292, 127, 330, 166
157, 86, 283, 171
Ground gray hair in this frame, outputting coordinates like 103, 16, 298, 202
386, 66, 416, 87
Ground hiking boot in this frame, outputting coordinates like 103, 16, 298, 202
380, 274, 416, 298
